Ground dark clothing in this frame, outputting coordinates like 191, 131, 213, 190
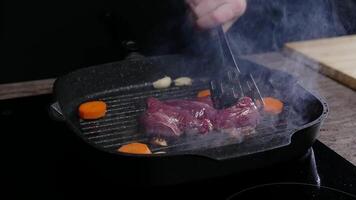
118, 0, 355, 55
228, 0, 353, 54
1, 0, 355, 83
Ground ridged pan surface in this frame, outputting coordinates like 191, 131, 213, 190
53, 55, 328, 160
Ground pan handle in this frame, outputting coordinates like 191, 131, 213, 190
49, 102, 65, 122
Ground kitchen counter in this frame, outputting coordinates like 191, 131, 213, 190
1, 52, 355, 165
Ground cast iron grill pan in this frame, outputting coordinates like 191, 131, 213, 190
52, 55, 327, 161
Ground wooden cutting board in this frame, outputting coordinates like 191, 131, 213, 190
284, 35, 356, 90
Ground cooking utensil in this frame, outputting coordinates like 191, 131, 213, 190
210, 27, 263, 109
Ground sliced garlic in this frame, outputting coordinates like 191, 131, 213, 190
174, 77, 192, 86
152, 138, 168, 147
153, 76, 172, 89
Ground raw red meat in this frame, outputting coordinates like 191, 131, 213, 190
140, 97, 213, 138
214, 97, 260, 137
140, 96, 259, 139
165, 98, 216, 120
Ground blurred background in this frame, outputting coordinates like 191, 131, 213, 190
1, 0, 356, 83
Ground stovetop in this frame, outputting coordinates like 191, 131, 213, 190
1, 95, 355, 199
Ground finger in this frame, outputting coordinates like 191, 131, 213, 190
222, 17, 238, 32
228, 0, 247, 18
196, 3, 236, 29
193, 0, 226, 18
222, 0, 247, 31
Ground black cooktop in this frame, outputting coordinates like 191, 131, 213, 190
2, 95, 355, 199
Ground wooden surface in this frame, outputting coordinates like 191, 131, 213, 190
0, 79, 54, 100
1, 52, 355, 165
285, 35, 356, 90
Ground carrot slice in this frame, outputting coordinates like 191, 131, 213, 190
118, 143, 152, 155
78, 100, 107, 120
262, 97, 284, 114
197, 89, 211, 98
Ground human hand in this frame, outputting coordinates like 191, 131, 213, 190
186, 0, 247, 31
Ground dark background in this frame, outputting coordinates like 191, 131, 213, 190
1, 0, 356, 84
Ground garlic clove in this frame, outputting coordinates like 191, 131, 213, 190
153, 76, 172, 89
174, 77, 192, 86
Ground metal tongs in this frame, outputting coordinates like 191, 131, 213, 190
210, 26, 263, 109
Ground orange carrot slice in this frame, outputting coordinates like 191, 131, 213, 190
118, 143, 152, 155
78, 100, 107, 120
197, 89, 211, 98
262, 97, 284, 114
